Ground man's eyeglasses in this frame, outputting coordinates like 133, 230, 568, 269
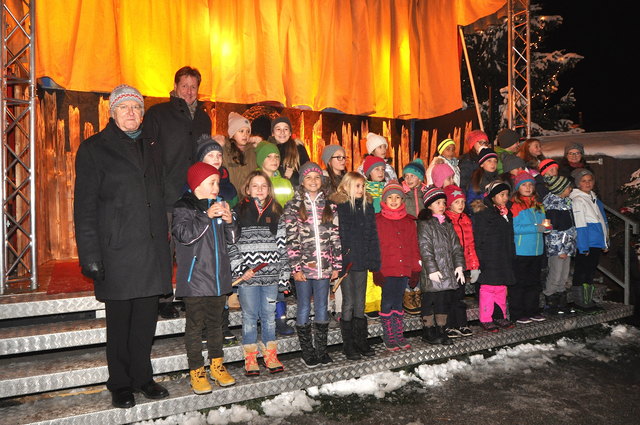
331, 156, 347, 161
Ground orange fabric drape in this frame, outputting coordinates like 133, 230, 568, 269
36, 0, 504, 119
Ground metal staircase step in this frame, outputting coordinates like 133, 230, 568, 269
0, 316, 424, 398
0, 293, 101, 320
1, 301, 632, 425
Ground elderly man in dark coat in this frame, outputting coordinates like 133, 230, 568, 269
74, 84, 172, 408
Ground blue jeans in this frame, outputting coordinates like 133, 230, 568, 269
381, 276, 408, 314
237, 285, 278, 344
295, 278, 330, 325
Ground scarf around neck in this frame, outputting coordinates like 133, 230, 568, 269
380, 201, 407, 220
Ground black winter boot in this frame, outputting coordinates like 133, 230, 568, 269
437, 326, 453, 345
421, 326, 443, 344
340, 320, 361, 360
545, 294, 559, 315
353, 317, 375, 356
296, 323, 320, 368
314, 322, 333, 364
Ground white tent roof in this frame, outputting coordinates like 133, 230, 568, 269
538, 130, 640, 159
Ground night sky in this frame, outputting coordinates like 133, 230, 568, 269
539, 1, 638, 132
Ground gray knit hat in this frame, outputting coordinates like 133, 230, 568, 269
570, 167, 593, 185
502, 154, 526, 174
321, 144, 344, 165
564, 142, 585, 156
271, 116, 292, 133
109, 84, 144, 114
298, 161, 323, 185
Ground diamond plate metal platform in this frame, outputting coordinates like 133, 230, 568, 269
0, 301, 632, 425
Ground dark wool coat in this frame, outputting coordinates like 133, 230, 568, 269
142, 96, 212, 211
74, 119, 172, 301
172, 192, 238, 298
330, 193, 381, 272
471, 197, 517, 286
418, 216, 465, 292
458, 150, 480, 193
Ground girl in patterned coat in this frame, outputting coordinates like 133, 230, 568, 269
282, 162, 342, 368
230, 171, 290, 376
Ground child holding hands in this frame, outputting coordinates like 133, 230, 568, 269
418, 187, 466, 345
172, 163, 237, 394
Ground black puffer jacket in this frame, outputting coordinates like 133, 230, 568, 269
418, 216, 465, 292
172, 192, 238, 297
330, 192, 381, 272
74, 119, 172, 301
471, 197, 516, 286
142, 95, 212, 210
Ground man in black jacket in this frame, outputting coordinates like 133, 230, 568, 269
74, 85, 172, 408
143, 66, 212, 319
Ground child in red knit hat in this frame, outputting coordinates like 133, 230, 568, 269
443, 185, 479, 338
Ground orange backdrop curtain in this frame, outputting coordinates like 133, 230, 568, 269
36, 0, 504, 119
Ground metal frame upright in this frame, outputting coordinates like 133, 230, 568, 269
0, 0, 37, 294
507, 0, 531, 137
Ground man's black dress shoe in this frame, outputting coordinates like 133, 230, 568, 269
159, 303, 180, 319
136, 381, 169, 399
111, 387, 135, 408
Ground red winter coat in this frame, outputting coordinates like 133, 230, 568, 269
375, 213, 421, 277
445, 210, 480, 271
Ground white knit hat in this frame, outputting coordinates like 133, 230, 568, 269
227, 112, 251, 138
366, 132, 388, 154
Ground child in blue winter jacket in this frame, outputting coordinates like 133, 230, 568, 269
569, 168, 608, 312
509, 171, 548, 324
542, 175, 576, 314
172, 163, 237, 394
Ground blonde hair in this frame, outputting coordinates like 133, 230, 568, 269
336, 172, 368, 212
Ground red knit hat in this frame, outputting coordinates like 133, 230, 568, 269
444, 184, 466, 207
514, 171, 535, 190
362, 155, 386, 177
465, 130, 489, 150
187, 162, 219, 191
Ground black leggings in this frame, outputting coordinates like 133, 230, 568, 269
572, 248, 602, 286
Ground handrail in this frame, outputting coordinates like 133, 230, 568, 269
599, 204, 639, 305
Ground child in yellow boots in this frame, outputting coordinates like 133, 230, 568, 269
172, 162, 237, 394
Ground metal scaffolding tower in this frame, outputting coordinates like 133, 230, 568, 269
1, 0, 37, 294
507, 0, 531, 137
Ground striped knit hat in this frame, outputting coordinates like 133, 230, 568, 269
485, 180, 511, 199
363, 155, 386, 177
545, 175, 571, 195
538, 158, 559, 176
109, 84, 144, 114
422, 185, 446, 208
437, 138, 456, 155
514, 171, 535, 190
477, 147, 498, 166
382, 180, 405, 201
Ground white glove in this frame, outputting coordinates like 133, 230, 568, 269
470, 269, 481, 284
428, 271, 443, 283
455, 267, 465, 284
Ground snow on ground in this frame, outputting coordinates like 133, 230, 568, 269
136, 324, 640, 425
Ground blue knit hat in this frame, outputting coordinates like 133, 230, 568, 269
402, 158, 425, 181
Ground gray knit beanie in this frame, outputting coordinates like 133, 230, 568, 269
321, 144, 344, 165
109, 84, 144, 115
